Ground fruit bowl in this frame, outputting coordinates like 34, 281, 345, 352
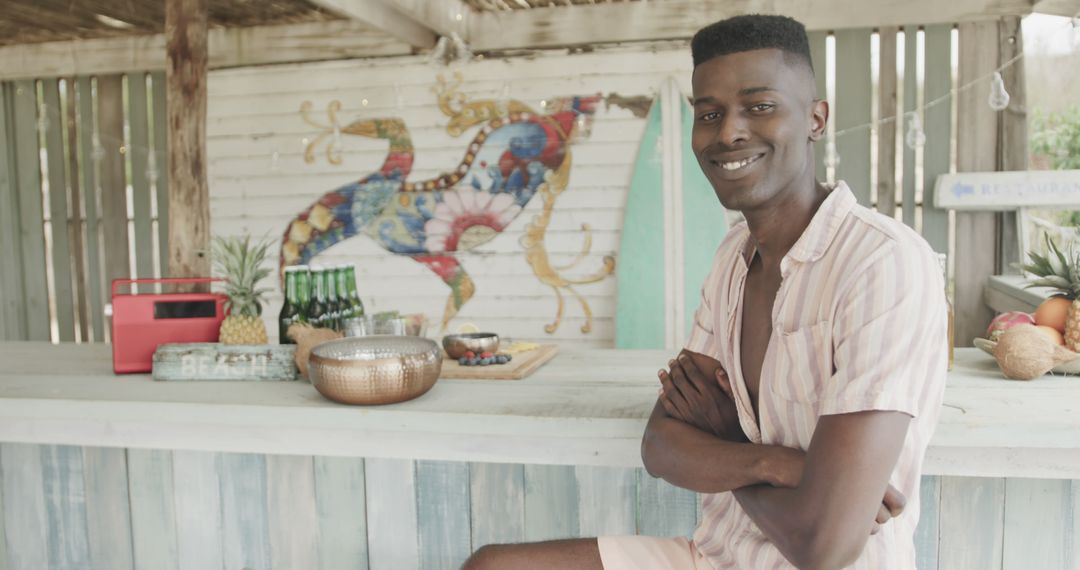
973, 337, 1080, 374
441, 333, 500, 359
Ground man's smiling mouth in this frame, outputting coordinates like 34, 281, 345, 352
714, 153, 765, 171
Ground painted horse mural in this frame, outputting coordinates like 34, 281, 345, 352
281, 74, 615, 332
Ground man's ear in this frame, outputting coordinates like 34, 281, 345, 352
809, 99, 829, 142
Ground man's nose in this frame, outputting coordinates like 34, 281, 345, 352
715, 113, 750, 147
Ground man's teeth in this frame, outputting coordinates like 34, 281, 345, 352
720, 155, 760, 171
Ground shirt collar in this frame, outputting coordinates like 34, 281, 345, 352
785, 181, 856, 264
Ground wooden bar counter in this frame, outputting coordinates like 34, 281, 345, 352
0, 343, 1077, 569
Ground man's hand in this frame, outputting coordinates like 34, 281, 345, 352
871, 485, 907, 534
658, 351, 745, 442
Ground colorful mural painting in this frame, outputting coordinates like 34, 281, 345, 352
281, 73, 615, 333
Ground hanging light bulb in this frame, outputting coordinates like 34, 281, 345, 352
905, 112, 926, 149
988, 71, 1010, 111
145, 151, 159, 182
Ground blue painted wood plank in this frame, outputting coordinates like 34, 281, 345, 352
0, 449, 6, 570
1003, 478, 1069, 569
834, 29, 873, 205
127, 449, 178, 570
266, 455, 320, 569
366, 458, 419, 569
636, 470, 697, 538
922, 24, 952, 254
0, 82, 27, 340
469, 462, 525, 549
416, 460, 472, 570
150, 72, 169, 278
938, 476, 1004, 570
11, 80, 49, 341
172, 450, 224, 570
915, 474, 941, 570
314, 456, 368, 570
41, 79, 75, 342
523, 464, 579, 542
901, 26, 918, 229
219, 453, 272, 570
576, 466, 636, 537
1, 443, 49, 569
76, 76, 104, 342
127, 72, 154, 280
39, 445, 90, 569
82, 447, 134, 570
809, 31, 828, 179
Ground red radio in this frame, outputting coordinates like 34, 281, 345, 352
108, 277, 227, 374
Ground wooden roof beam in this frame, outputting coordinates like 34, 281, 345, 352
0, 20, 412, 81
1032, 0, 1080, 18
468, 0, 1039, 51
307, 0, 439, 48
384, 0, 472, 38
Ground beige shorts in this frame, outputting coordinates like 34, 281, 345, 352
597, 535, 711, 570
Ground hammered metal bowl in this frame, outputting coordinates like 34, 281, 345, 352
442, 333, 500, 359
308, 336, 442, 405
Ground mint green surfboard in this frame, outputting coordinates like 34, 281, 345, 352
615, 82, 728, 349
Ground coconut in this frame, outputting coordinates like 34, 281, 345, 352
288, 323, 343, 379
993, 324, 1078, 380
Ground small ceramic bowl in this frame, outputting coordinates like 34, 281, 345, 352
442, 333, 500, 359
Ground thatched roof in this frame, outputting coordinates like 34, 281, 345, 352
0, 0, 341, 47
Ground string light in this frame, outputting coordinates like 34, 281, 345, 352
905, 112, 927, 149
988, 71, 1011, 111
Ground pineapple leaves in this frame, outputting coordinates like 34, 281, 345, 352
1022, 234, 1080, 299
210, 234, 275, 317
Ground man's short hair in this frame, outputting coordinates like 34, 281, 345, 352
691, 15, 813, 73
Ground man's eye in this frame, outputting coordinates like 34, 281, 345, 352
699, 112, 719, 122
750, 103, 775, 112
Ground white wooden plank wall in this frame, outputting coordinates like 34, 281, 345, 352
2, 444, 1080, 568
206, 48, 698, 347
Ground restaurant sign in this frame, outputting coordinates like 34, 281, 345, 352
934, 170, 1080, 210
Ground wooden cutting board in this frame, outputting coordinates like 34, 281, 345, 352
439, 344, 559, 380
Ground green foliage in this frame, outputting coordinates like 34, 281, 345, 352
1031, 106, 1080, 170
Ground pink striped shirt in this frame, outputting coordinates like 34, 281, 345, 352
685, 182, 948, 569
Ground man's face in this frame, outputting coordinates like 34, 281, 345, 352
691, 49, 825, 212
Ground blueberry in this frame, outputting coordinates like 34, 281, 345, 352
504, 354, 513, 362
468, 358, 480, 366
481, 358, 493, 365
458, 357, 468, 365
496, 356, 508, 364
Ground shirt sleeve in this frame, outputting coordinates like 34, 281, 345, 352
685, 252, 723, 360
818, 241, 949, 418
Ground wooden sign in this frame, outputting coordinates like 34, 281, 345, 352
934, 170, 1080, 210
153, 343, 298, 381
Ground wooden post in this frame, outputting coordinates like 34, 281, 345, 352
954, 21, 1002, 346
165, 0, 210, 282
877, 26, 898, 217
997, 16, 1026, 273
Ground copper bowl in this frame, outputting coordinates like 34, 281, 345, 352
442, 333, 500, 359
308, 336, 442, 405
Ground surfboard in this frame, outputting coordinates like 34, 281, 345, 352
615, 78, 728, 350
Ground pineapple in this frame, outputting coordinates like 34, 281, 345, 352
212, 235, 273, 345
1022, 235, 1080, 351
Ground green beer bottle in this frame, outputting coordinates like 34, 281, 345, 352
308, 267, 330, 329
325, 265, 342, 332
278, 267, 302, 344
295, 265, 312, 324
345, 264, 365, 318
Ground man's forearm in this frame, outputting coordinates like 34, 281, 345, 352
641, 415, 799, 494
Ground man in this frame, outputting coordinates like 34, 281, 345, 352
463, 14, 947, 569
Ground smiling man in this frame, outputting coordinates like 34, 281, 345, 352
463, 15, 948, 570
